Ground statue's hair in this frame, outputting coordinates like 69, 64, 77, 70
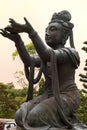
49, 10, 74, 29
49, 10, 75, 48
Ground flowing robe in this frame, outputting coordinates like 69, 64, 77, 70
15, 37, 80, 129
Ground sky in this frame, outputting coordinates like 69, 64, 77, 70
0, 0, 87, 89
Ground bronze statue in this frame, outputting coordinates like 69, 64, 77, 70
1, 10, 87, 130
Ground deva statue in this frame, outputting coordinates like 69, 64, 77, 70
1, 10, 87, 130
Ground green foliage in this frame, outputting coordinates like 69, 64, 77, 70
33, 78, 45, 97
79, 41, 87, 94
82, 41, 87, 53
14, 70, 28, 88
77, 90, 87, 125
0, 79, 45, 119
37, 78, 45, 96
12, 42, 36, 60
78, 41, 87, 124
0, 82, 27, 118
25, 42, 36, 54
12, 49, 18, 60
0, 81, 87, 125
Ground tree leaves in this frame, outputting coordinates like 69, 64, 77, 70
0, 82, 26, 118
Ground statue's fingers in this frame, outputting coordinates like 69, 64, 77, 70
0, 32, 6, 37
24, 17, 32, 27
4, 26, 15, 32
24, 17, 33, 31
9, 18, 14, 21
0, 29, 5, 32
0, 29, 9, 37
0, 29, 7, 34
0, 31, 4, 35
5, 27, 11, 32
0, 29, 4, 33
9, 18, 16, 24
5, 25, 11, 30
24, 17, 29, 24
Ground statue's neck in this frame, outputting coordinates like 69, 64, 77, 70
52, 43, 64, 50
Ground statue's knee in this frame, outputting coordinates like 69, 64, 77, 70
28, 104, 44, 126
28, 109, 38, 126
15, 109, 22, 126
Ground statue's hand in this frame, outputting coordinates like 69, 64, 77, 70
0, 29, 21, 43
5, 17, 34, 34
5, 18, 27, 33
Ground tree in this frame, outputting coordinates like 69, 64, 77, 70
79, 41, 87, 93
0, 82, 27, 118
14, 70, 28, 88
78, 41, 87, 124
77, 90, 87, 125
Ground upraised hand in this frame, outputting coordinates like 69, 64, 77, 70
5, 17, 34, 34
0, 29, 21, 43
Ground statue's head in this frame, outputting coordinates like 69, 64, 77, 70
45, 10, 74, 48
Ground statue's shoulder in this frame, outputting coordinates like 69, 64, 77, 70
67, 47, 80, 62
62, 47, 80, 59
62, 47, 78, 54
61, 47, 80, 68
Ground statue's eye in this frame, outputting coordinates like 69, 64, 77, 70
50, 26, 57, 31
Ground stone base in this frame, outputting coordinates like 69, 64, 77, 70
15, 126, 72, 130
4, 123, 87, 130
15, 123, 87, 130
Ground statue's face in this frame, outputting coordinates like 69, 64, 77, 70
45, 22, 63, 48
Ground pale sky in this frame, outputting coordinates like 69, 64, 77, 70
0, 0, 87, 88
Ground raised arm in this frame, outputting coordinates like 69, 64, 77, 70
14, 37, 41, 67
28, 31, 51, 62
0, 30, 35, 66
5, 18, 51, 62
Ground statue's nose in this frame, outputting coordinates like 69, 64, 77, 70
46, 30, 50, 36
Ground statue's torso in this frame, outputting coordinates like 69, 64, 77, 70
45, 60, 77, 93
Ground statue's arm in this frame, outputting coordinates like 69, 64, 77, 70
15, 39, 31, 66
0, 29, 41, 67
15, 39, 41, 67
28, 31, 50, 62
5, 18, 50, 62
